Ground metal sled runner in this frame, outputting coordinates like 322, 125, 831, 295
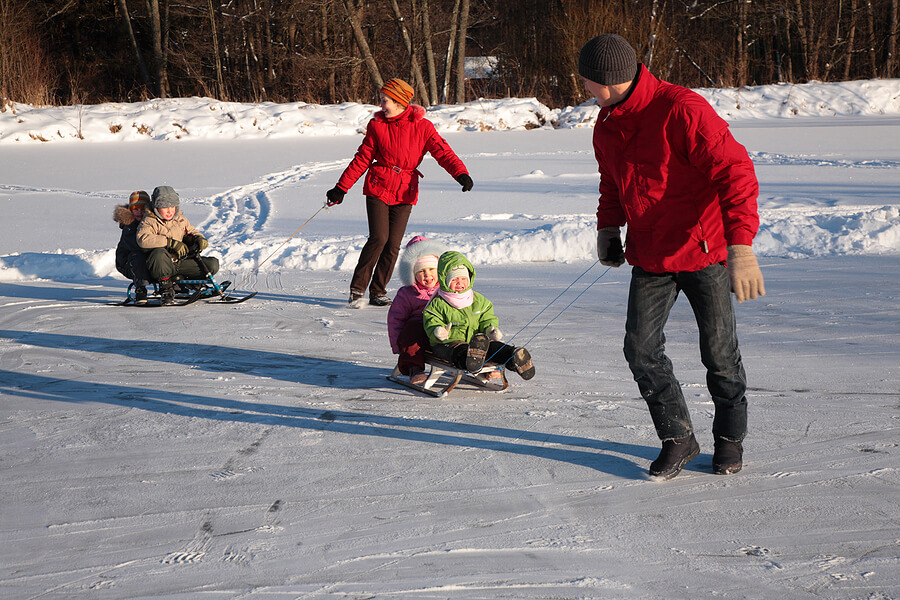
387, 352, 509, 397
113, 254, 257, 306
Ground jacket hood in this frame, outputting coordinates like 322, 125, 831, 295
437, 251, 475, 292
374, 104, 426, 123
148, 206, 183, 222
398, 237, 450, 287
113, 204, 137, 226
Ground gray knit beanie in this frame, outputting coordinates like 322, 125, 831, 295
151, 185, 180, 209
578, 34, 637, 85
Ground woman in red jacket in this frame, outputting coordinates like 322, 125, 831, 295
325, 78, 473, 308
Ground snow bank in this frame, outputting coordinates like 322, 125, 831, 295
3, 79, 900, 144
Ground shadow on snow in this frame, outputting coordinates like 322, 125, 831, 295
1, 332, 658, 479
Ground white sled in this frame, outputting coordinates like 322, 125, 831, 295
387, 353, 509, 397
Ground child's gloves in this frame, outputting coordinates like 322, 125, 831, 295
486, 326, 503, 341
433, 326, 450, 342
727, 245, 765, 303
325, 186, 346, 207
597, 226, 625, 267
186, 234, 208, 252
456, 174, 474, 192
166, 237, 189, 259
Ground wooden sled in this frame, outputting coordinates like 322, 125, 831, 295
387, 352, 509, 397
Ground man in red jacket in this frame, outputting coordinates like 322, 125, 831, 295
579, 34, 765, 480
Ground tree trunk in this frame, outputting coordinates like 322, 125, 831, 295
341, 0, 382, 91
115, 0, 151, 87
145, 0, 168, 97
388, 0, 429, 102
421, 0, 438, 105
793, 0, 812, 80
454, 0, 469, 104
319, 3, 336, 103
646, 0, 663, 70
737, 0, 748, 87
207, 0, 225, 99
888, 0, 899, 77
864, 0, 877, 77
441, 0, 460, 103
843, 0, 857, 81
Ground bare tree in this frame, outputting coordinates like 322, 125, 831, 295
207, 0, 225, 99
843, 0, 859, 81
441, 0, 460, 103
115, 0, 151, 88
454, 0, 469, 103
888, 0, 899, 77
864, 0, 878, 76
145, 0, 170, 97
737, 0, 749, 87
388, 0, 429, 101
341, 0, 382, 90
421, 0, 439, 104
646, 0, 664, 70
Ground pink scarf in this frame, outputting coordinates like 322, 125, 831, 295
414, 282, 440, 300
438, 288, 474, 309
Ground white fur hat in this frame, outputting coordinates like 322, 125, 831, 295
397, 236, 450, 286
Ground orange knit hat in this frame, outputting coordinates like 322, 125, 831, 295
381, 78, 414, 107
128, 190, 150, 210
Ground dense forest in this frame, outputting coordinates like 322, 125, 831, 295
2, 0, 898, 108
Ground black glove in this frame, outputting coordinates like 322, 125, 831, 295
597, 227, 625, 267
456, 173, 474, 192
326, 186, 346, 206
166, 237, 189, 259
186, 234, 208, 253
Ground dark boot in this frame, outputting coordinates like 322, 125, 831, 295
369, 294, 392, 307
134, 285, 148, 305
349, 291, 364, 308
159, 278, 176, 306
508, 347, 535, 380
649, 434, 700, 480
465, 333, 490, 372
713, 438, 743, 475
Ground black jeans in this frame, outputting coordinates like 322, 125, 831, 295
145, 248, 220, 282
623, 264, 747, 442
350, 196, 412, 297
433, 340, 518, 370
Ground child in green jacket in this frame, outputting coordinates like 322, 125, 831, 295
423, 251, 535, 380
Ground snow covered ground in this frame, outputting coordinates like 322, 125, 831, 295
1, 79, 898, 599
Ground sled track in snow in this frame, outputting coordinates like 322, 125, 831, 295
195, 159, 347, 247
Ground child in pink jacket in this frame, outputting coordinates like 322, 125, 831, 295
387, 236, 449, 385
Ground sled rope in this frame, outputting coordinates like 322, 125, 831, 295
486, 260, 614, 364
223, 205, 325, 299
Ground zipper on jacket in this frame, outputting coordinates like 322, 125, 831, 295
697, 222, 709, 253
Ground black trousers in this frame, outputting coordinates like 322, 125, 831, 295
145, 248, 220, 282
432, 340, 518, 370
350, 196, 412, 297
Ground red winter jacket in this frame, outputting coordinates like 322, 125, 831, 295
336, 104, 469, 206
593, 65, 760, 273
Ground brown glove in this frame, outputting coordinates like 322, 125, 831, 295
166, 237, 189, 259
727, 245, 765, 303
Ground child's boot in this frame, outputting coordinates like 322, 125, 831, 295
409, 368, 428, 386
158, 278, 176, 306
509, 347, 535, 380
134, 285, 148, 305
465, 333, 490, 372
